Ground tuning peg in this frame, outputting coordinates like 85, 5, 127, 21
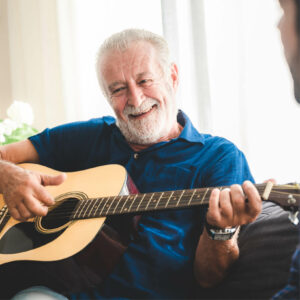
288, 211, 299, 225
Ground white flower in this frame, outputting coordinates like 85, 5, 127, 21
0, 124, 6, 143
2, 118, 18, 135
0, 123, 5, 136
7, 100, 34, 125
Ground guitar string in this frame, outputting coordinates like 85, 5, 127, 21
37, 186, 299, 220
3, 186, 299, 220
39, 188, 300, 220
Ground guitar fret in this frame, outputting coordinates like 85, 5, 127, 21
120, 195, 130, 213
155, 192, 164, 208
102, 196, 113, 216
106, 196, 117, 215
100, 197, 110, 215
136, 193, 146, 211
145, 193, 154, 210
188, 189, 196, 205
165, 191, 174, 208
201, 188, 209, 205
84, 198, 95, 218
76, 200, 89, 219
128, 194, 138, 212
176, 190, 185, 207
94, 197, 105, 217
89, 198, 99, 217
122, 195, 136, 213
113, 195, 123, 214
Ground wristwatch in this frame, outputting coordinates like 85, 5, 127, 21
205, 220, 239, 241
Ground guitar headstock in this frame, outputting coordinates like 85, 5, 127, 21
268, 183, 300, 210
264, 183, 300, 225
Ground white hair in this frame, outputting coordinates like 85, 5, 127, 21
96, 28, 172, 97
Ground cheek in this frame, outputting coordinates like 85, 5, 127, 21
111, 99, 127, 118
279, 11, 299, 63
146, 84, 172, 106
284, 31, 299, 64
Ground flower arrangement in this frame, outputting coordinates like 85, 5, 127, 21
0, 101, 38, 145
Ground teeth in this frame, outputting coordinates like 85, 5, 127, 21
131, 106, 153, 116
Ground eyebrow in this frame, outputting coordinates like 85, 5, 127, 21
136, 72, 152, 78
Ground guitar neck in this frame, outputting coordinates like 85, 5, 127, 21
70, 183, 274, 221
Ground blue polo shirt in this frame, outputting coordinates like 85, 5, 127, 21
29, 111, 254, 299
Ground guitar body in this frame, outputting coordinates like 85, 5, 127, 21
0, 163, 138, 296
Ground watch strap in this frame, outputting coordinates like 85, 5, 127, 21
205, 220, 238, 241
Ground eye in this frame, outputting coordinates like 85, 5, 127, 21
111, 86, 126, 95
139, 79, 153, 86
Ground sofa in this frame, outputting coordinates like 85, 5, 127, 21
197, 201, 299, 299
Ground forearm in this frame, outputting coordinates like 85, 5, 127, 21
0, 140, 39, 164
0, 140, 39, 194
194, 228, 240, 288
0, 159, 23, 193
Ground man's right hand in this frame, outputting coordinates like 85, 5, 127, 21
0, 162, 66, 221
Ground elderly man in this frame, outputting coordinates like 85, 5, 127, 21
272, 0, 300, 299
0, 29, 261, 299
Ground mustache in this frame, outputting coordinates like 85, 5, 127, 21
123, 98, 159, 116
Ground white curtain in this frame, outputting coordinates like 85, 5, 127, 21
161, 0, 212, 133
161, 0, 300, 183
0, 0, 66, 128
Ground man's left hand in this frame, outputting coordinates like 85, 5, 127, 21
206, 180, 261, 228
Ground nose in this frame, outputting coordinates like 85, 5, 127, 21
127, 84, 144, 107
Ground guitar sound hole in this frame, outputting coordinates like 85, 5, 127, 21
41, 198, 79, 230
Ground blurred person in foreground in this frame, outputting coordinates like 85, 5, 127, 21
272, 0, 300, 298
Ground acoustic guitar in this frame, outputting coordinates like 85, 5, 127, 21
0, 163, 299, 295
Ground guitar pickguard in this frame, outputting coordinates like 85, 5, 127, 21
0, 221, 64, 254
0, 192, 89, 254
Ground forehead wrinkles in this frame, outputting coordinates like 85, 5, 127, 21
101, 45, 161, 85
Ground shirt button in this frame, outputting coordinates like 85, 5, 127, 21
134, 153, 139, 159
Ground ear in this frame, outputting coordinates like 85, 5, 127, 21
170, 63, 179, 91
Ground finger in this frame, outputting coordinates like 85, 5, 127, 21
207, 188, 221, 224
219, 188, 233, 220
40, 173, 67, 186
9, 206, 23, 221
23, 195, 49, 217
230, 184, 247, 217
34, 185, 55, 206
242, 181, 262, 220
17, 201, 34, 220
263, 178, 277, 184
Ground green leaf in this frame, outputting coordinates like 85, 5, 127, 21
0, 123, 38, 145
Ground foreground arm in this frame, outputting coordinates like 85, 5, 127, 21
0, 140, 66, 220
194, 181, 261, 287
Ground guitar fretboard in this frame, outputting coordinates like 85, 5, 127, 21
71, 188, 212, 220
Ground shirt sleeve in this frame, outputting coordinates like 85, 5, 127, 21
29, 118, 113, 171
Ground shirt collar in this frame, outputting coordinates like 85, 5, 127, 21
177, 110, 205, 144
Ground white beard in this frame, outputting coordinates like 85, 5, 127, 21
116, 98, 176, 144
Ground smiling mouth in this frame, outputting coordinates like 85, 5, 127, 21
129, 104, 157, 119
